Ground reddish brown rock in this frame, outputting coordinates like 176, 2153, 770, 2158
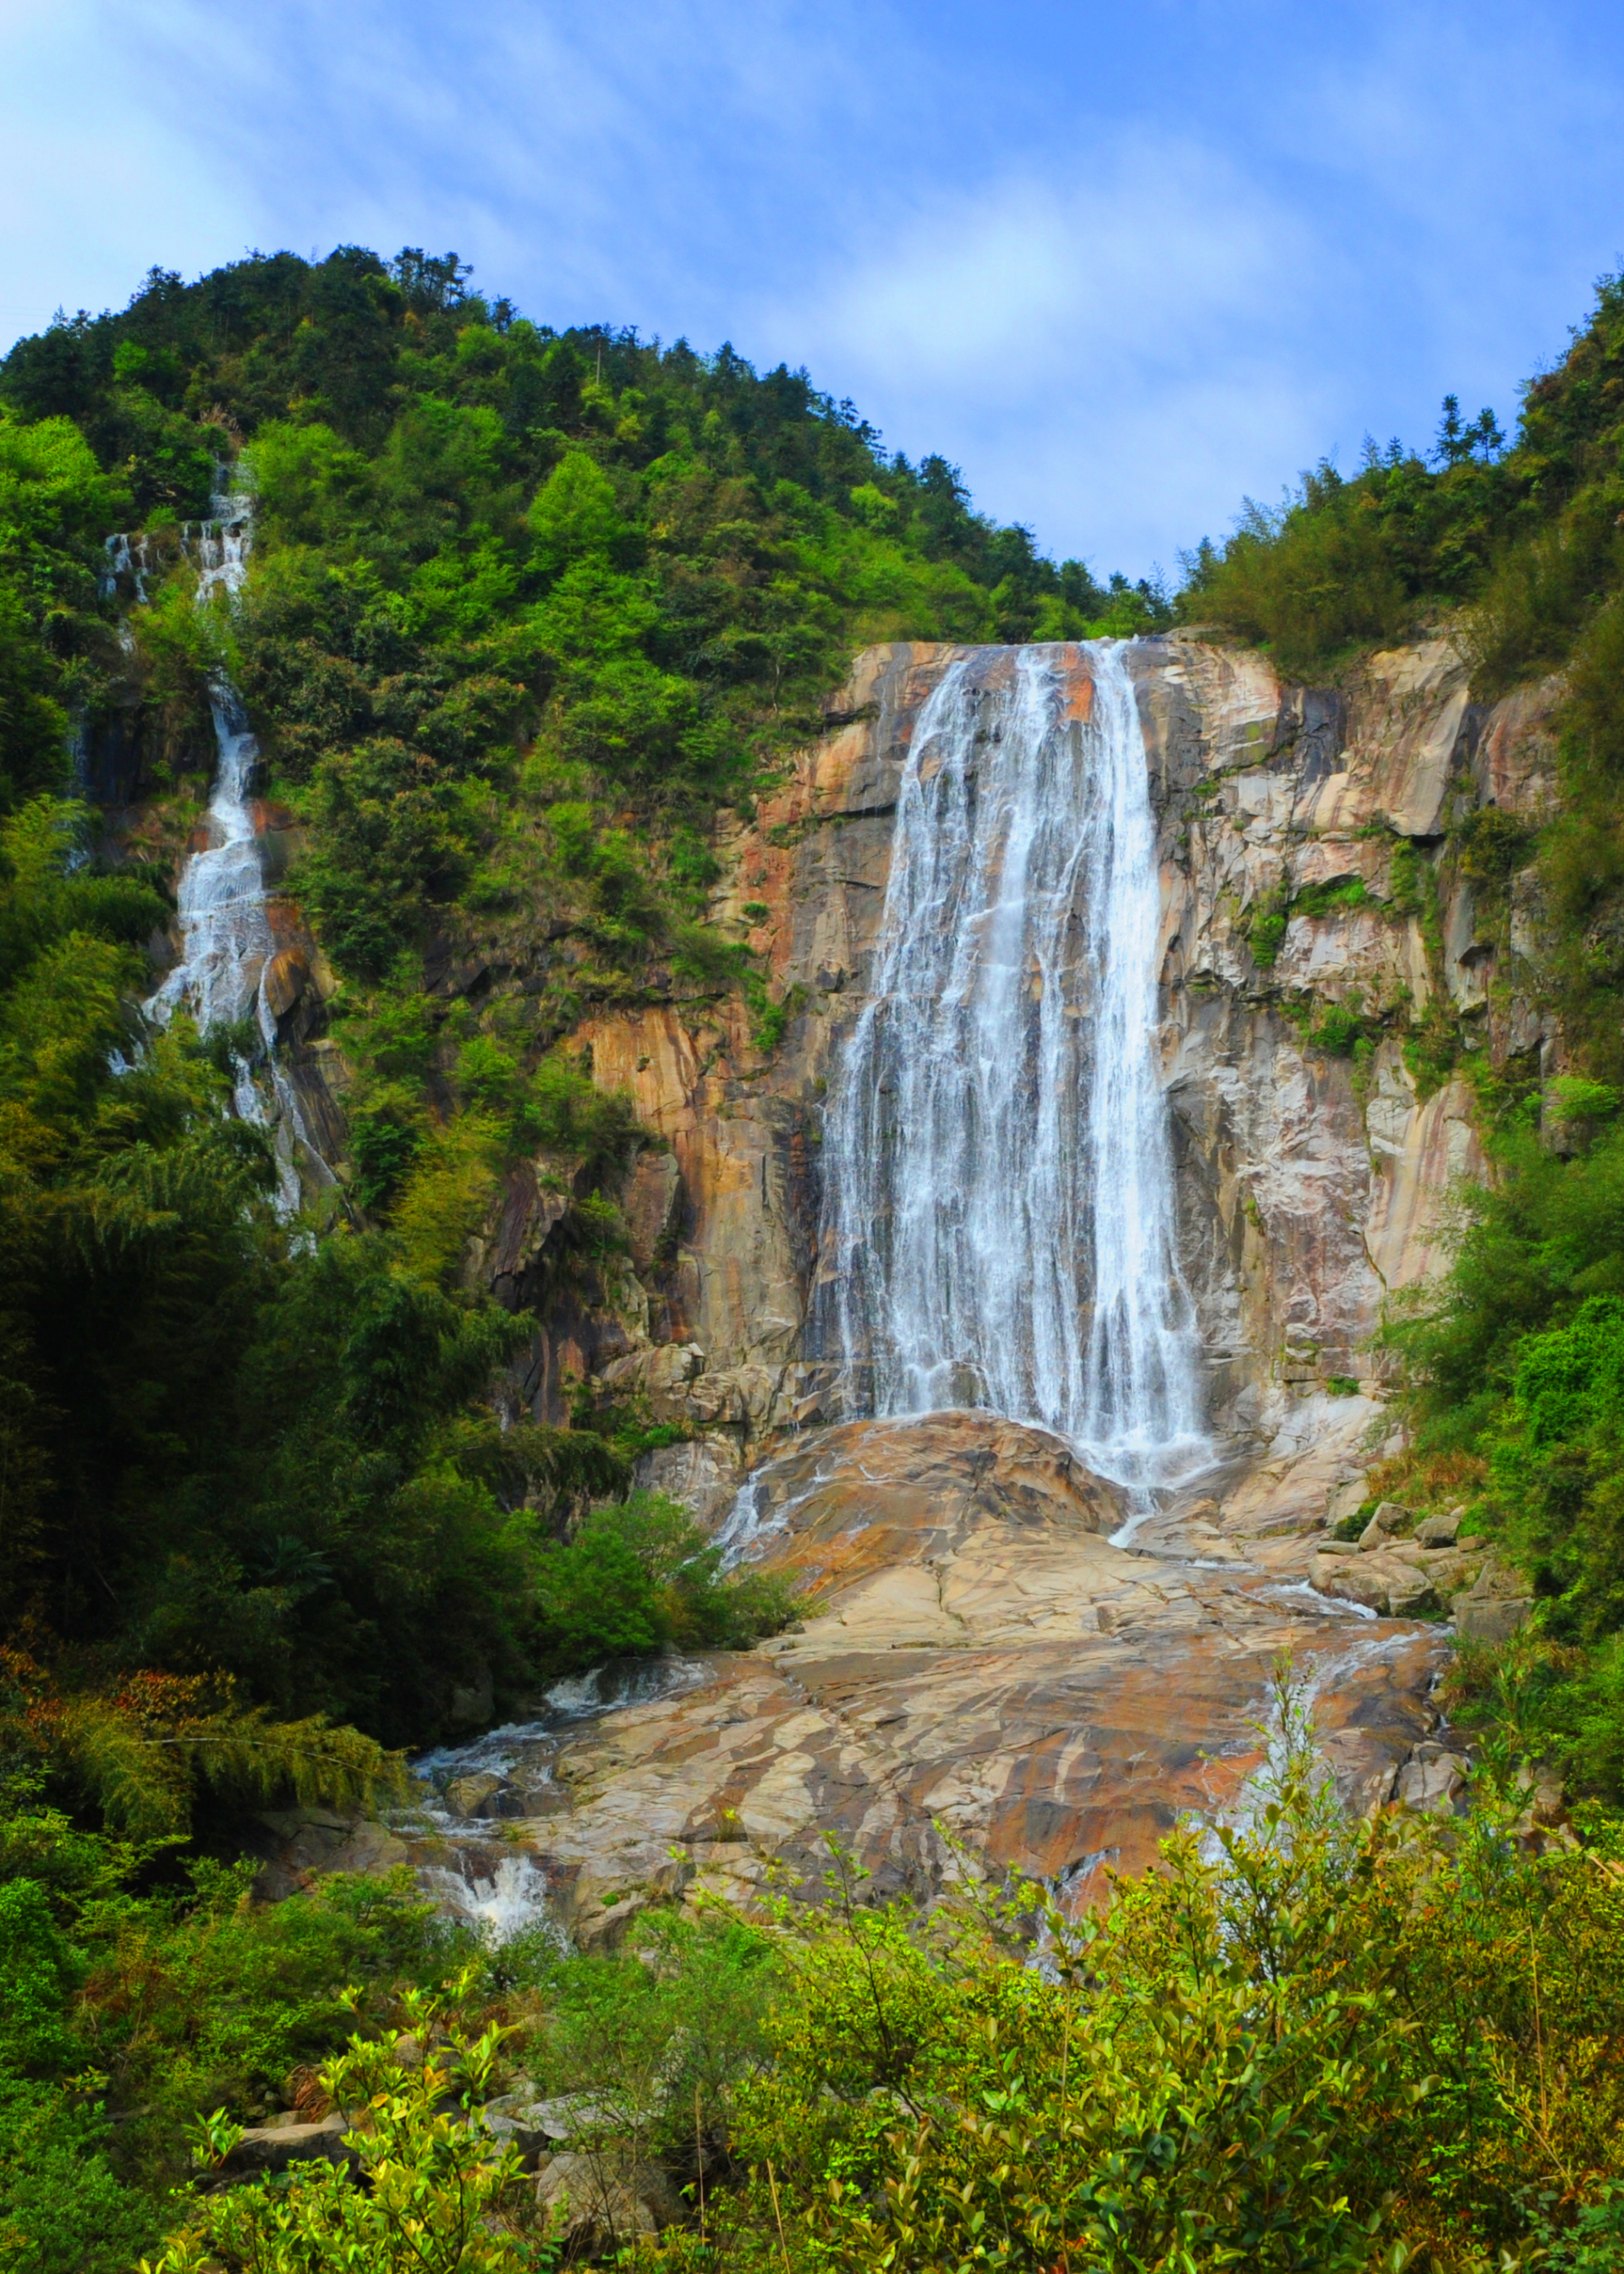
403, 1414, 1448, 1927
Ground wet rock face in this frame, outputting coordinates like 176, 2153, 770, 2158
508, 632, 1555, 1451
1132, 633, 1554, 1422
365, 1410, 1446, 1933
373, 632, 1551, 1926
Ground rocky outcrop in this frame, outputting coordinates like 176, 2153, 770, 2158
511, 632, 1555, 1468
1136, 633, 1554, 1424
358, 1407, 1450, 1932
250, 632, 1555, 1926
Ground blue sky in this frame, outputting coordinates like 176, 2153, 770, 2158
2, 0, 1621, 576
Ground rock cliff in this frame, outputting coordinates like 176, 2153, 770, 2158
515, 633, 1555, 1504
283, 630, 1558, 1930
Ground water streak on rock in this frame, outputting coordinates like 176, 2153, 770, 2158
129, 471, 333, 1213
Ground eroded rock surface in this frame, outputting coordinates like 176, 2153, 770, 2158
381, 1411, 1447, 1936
262, 633, 1548, 1935
484, 634, 1555, 1473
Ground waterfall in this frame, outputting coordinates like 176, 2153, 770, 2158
816, 640, 1207, 1490
146, 678, 272, 1036
130, 470, 333, 1215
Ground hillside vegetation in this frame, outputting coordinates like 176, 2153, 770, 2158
0, 244, 1172, 1753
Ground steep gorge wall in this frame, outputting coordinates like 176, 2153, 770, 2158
1137, 634, 1556, 1427
511, 634, 1561, 1500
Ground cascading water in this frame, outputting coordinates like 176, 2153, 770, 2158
125, 471, 332, 1215
816, 640, 1207, 1491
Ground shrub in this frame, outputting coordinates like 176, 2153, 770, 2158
151, 2006, 551, 2273
533, 1493, 801, 1673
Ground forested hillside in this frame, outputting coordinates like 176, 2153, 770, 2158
4, 246, 1624, 2271
0, 247, 1176, 2267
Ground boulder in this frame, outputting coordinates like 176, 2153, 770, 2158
482, 2091, 622, 2163
1309, 1551, 1435, 1618
447, 1662, 495, 1729
535, 2149, 680, 2244
1514, 1760, 1567, 1832
1452, 1556, 1533, 1644
1358, 1501, 1411, 1552
1416, 1510, 1461, 1548
222, 2114, 357, 2177
1385, 1565, 1440, 1619
444, 1771, 504, 1818
1395, 1747, 1468, 1814
1455, 1591, 1533, 1644
255, 1807, 409, 1882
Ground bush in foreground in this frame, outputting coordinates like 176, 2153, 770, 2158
124, 1675, 1624, 2273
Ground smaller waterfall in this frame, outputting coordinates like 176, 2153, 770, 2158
817, 640, 1208, 1491
146, 679, 272, 1035
127, 470, 332, 1214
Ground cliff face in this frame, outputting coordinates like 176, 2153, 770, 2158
518, 634, 1556, 1505
1137, 634, 1555, 1429
279, 632, 1557, 1921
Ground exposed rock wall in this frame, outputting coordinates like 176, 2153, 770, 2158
524, 634, 1558, 1481
267, 634, 1561, 1922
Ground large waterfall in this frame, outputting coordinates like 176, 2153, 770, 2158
817, 640, 1207, 1489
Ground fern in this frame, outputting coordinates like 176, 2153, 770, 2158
32, 1675, 405, 1839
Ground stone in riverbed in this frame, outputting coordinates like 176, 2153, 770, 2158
1395, 1748, 1468, 1813
1309, 1550, 1435, 1618
506, 1411, 1446, 1920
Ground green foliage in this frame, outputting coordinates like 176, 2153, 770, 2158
10, 1680, 1624, 2272
0, 1797, 460, 2274
1180, 273, 1622, 684
156, 2009, 555, 2272
516, 1903, 780, 2170
528, 450, 628, 575
667, 1680, 1624, 2271
1307, 998, 1369, 1057
0, 408, 132, 816
534, 1493, 801, 1674
1182, 457, 1418, 675
1248, 901, 1289, 969
1385, 1107, 1624, 1786
73, 1865, 457, 2172
1294, 873, 1373, 919
0, 254, 1171, 1817
0, 2073, 156, 2274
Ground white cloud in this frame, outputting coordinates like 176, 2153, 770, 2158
768, 140, 1332, 565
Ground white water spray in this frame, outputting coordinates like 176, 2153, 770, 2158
817, 641, 1207, 1489
125, 471, 332, 1214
